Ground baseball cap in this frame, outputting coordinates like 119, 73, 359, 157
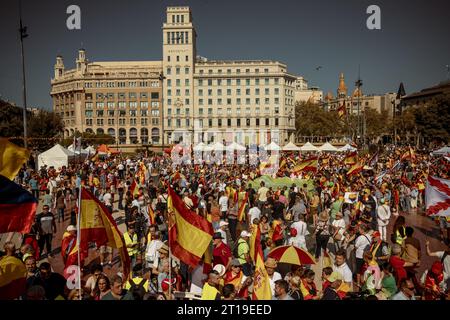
219, 220, 229, 227
240, 230, 251, 238
66, 225, 77, 232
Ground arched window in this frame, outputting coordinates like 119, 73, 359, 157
96, 128, 104, 135
85, 128, 93, 134
107, 128, 115, 138
119, 128, 126, 144
130, 128, 138, 144
141, 128, 149, 144
151, 128, 160, 143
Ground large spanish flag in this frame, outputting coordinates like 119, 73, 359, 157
0, 174, 37, 233
129, 180, 139, 198
344, 151, 358, 165
237, 191, 249, 222
167, 187, 214, 268
293, 156, 318, 173
250, 225, 272, 300
401, 146, 416, 162
67, 188, 130, 279
0, 255, 27, 299
0, 138, 30, 181
347, 162, 364, 176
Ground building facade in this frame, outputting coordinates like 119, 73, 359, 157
51, 6, 301, 147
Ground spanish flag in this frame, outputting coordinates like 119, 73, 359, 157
130, 180, 139, 198
66, 188, 131, 280
401, 146, 416, 162
0, 138, 30, 181
167, 187, 214, 268
293, 156, 318, 173
344, 151, 358, 165
251, 225, 272, 300
237, 191, 249, 222
138, 162, 147, 184
226, 186, 238, 205
148, 204, 156, 225
347, 162, 364, 176
0, 174, 37, 233
0, 255, 27, 299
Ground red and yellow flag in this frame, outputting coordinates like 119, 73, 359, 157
251, 225, 272, 300
293, 156, 318, 173
0, 138, 30, 181
226, 186, 238, 205
167, 187, 214, 268
130, 180, 139, 198
344, 151, 358, 165
66, 188, 131, 280
401, 146, 416, 162
148, 204, 156, 225
347, 162, 364, 176
0, 255, 27, 300
237, 191, 249, 222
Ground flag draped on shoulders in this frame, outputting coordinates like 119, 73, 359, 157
250, 225, 272, 300
66, 188, 130, 280
167, 187, 214, 268
0, 174, 37, 233
0, 255, 27, 300
237, 191, 248, 222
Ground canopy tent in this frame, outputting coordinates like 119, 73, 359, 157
338, 144, 357, 152
432, 146, 450, 156
193, 142, 207, 152
97, 144, 120, 155
67, 144, 89, 155
299, 142, 318, 152
38, 144, 76, 169
264, 141, 281, 151
211, 142, 225, 151
84, 145, 96, 155
281, 142, 301, 151
318, 142, 338, 152
226, 142, 246, 151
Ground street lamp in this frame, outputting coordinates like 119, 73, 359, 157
19, 0, 28, 148
159, 72, 166, 153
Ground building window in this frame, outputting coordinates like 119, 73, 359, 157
227, 119, 231, 127
167, 108, 172, 115
199, 99, 204, 105
236, 98, 241, 105
246, 79, 250, 86
218, 119, 222, 127
96, 102, 104, 109
85, 102, 93, 109
167, 55, 171, 62
246, 98, 250, 105
246, 119, 251, 126
275, 78, 279, 85
167, 79, 172, 87
217, 108, 222, 115
186, 119, 190, 127
176, 89, 180, 96
246, 89, 250, 95
255, 79, 260, 85
236, 79, 241, 85
96, 119, 103, 126
236, 69, 241, 74
85, 119, 92, 126
167, 67, 171, 75
186, 55, 188, 61
275, 98, 279, 104
218, 99, 222, 105
208, 99, 212, 105
236, 89, 241, 96
151, 110, 160, 116
185, 67, 189, 74
236, 108, 241, 115
141, 110, 148, 116
151, 92, 159, 99
129, 92, 137, 99
265, 118, 270, 126
129, 110, 137, 116
185, 79, 190, 86
198, 79, 203, 86
275, 118, 279, 126
265, 98, 270, 105
108, 110, 115, 117
185, 99, 189, 105
255, 98, 260, 105
265, 78, 270, 85
217, 79, 222, 86
167, 99, 172, 105
208, 79, 212, 86
208, 119, 213, 127
176, 55, 180, 62
256, 118, 260, 126
218, 89, 222, 96
227, 98, 231, 105
264, 68, 269, 73
208, 108, 213, 115
199, 108, 204, 115
255, 88, 260, 95
140, 92, 148, 99
237, 119, 241, 127
175, 68, 180, 74
185, 89, 190, 96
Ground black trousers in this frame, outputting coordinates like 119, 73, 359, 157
32, 189, 39, 200
38, 234, 53, 255
315, 234, 330, 258
228, 218, 238, 242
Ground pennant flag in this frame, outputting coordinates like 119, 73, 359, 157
67, 188, 131, 279
337, 101, 346, 118
0, 175, 37, 233
344, 152, 358, 165
251, 225, 272, 300
347, 163, 364, 176
167, 187, 214, 268
0, 255, 27, 300
425, 176, 450, 218
293, 156, 318, 173
0, 138, 30, 181
237, 191, 249, 222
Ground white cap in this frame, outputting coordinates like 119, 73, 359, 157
219, 220, 229, 227
66, 225, 77, 232
240, 230, 251, 238
213, 264, 226, 277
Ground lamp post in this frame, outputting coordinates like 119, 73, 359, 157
159, 72, 166, 153
19, 0, 28, 148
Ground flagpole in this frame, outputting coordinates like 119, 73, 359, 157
168, 212, 172, 300
76, 185, 82, 300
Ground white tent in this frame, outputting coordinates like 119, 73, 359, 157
211, 142, 225, 151
193, 142, 207, 151
226, 142, 246, 151
282, 142, 301, 151
432, 146, 450, 156
84, 145, 96, 155
38, 144, 76, 169
338, 144, 357, 152
68, 144, 89, 155
300, 142, 318, 152
318, 142, 338, 152
265, 141, 280, 151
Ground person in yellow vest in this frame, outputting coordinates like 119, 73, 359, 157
201, 270, 222, 300
124, 263, 149, 297
124, 224, 139, 269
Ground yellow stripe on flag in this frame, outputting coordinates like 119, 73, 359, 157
0, 138, 30, 180
0, 256, 27, 287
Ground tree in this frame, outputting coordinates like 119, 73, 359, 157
28, 110, 65, 151
364, 108, 392, 141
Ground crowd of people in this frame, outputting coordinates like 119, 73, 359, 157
1, 143, 449, 300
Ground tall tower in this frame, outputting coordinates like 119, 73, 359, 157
54, 55, 65, 79
76, 48, 88, 75
162, 6, 197, 144
337, 73, 347, 99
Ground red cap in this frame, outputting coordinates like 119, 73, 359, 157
372, 231, 381, 238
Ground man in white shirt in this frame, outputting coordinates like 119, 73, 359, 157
289, 215, 309, 250
377, 198, 391, 242
248, 205, 261, 225
218, 192, 229, 219
354, 225, 372, 274
103, 191, 113, 213
332, 249, 353, 289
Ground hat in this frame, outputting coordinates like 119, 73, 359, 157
372, 231, 381, 238
66, 225, 76, 232
212, 232, 224, 240
264, 257, 278, 269
219, 220, 229, 227
327, 271, 343, 283
231, 259, 242, 267
22, 253, 33, 262
161, 277, 176, 292
240, 230, 251, 238
319, 211, 329, 222
213, 264, 226, 277
158, 243, 169, 254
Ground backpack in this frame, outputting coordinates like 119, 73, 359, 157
232, 240, 245, 259
129, 278, 146, 300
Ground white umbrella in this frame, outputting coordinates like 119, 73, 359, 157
318, 142, 338, 152
193, 142, 206, 151
282, 142, 301, 151
338, 144, 357, 152
226, 142, 246, 151
212, 142, 225, 151
300, 142, 318, 152
265, 141, 280, 151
